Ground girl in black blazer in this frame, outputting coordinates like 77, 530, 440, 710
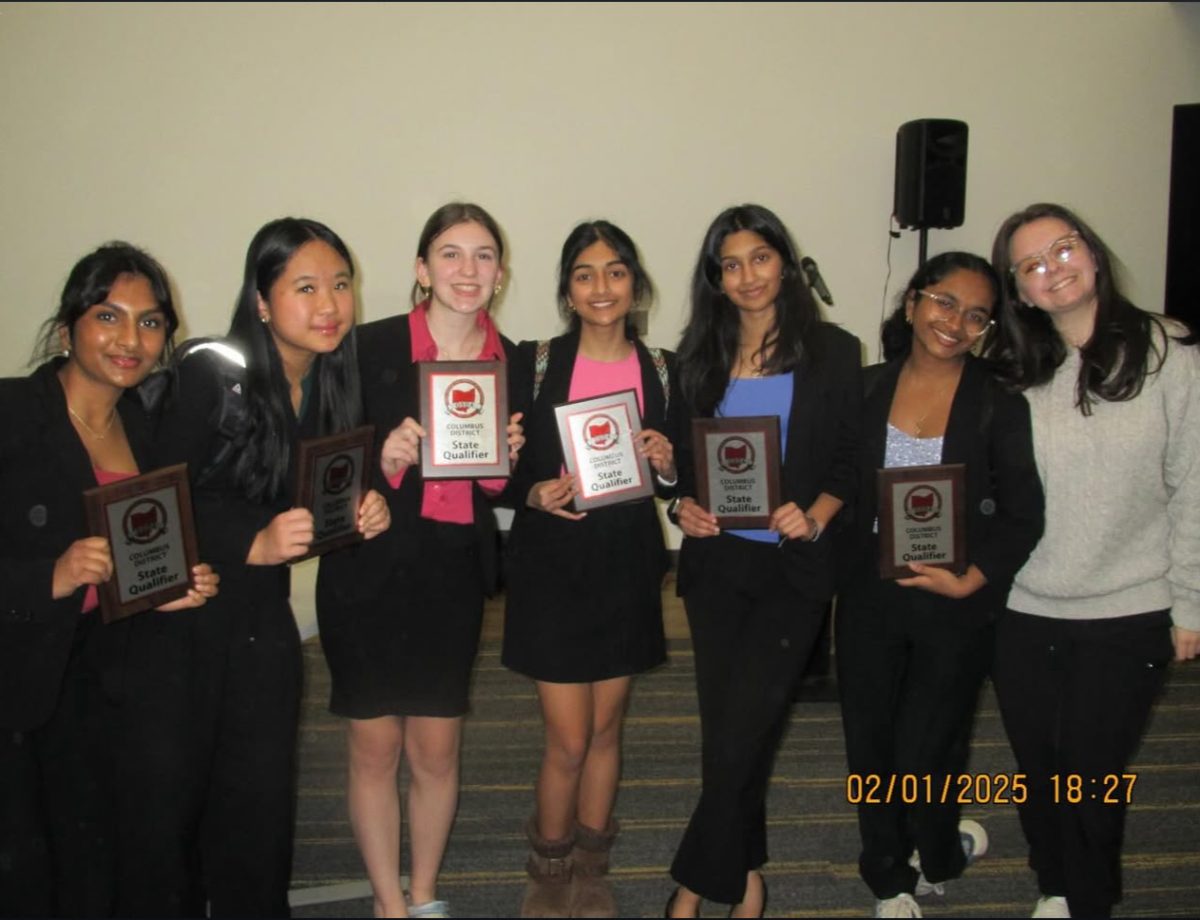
835, 252, 1043, 918
142, 219, 388, 917
317, 203, 523, 920
502, 221, 679, 919
0, 243, 217, 916
667, 205, 862, 917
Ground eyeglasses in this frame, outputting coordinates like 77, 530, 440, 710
916, 290, 995, 338
1011, 234, 1083, 278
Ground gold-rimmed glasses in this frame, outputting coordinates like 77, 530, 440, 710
1011, 234, 1083, 278
917, 290, 995, 338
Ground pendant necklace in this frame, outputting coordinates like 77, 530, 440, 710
68, 405, 117, 439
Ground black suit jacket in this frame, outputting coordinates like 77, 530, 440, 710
0, 360, 154, 731
506, 330, 681, 506
837, 354, 1045, 617
676, 322, 863, 600
317, 313, 517, 608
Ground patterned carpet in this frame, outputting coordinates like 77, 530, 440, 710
291, 585, 1200, 918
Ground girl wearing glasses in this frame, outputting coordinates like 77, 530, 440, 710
666, 204, 861, 918
835, 252, 1044, 919
987, 203, 1200, 919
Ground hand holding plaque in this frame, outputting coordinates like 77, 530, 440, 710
877, 463, 966, 579
419, 360, 510, 479
83, 463, 200, 623
691, 417, 782, 528
554, 389, 654, 511
293, 425, 375, 562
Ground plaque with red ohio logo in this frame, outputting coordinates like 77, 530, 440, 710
692, 416, 782, 528
418, 360, 510, 479
554, 389, 654, 511
294, 425, 376, 562
877, 463, 966, 579
82, 463, 200, 623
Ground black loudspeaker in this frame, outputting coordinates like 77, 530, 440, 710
1165, 103, 1199, 324
893, 119, 968, 230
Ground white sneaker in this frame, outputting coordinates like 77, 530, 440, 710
408, 900, 451, 918
910, 818, 989, 897
875, 892, 923, 918
1031, 895, 1071, 918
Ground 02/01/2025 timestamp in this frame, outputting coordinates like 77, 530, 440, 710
1051, 773, 1137, 804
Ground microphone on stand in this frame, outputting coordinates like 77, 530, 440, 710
800, 256, 834, 307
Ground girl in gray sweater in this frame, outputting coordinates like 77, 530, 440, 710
986, 202, 1200, 919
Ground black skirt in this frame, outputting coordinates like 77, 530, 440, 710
501, 498, 668, 683
317, 518, 485, 719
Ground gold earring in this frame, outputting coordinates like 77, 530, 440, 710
494, 284, 503, 296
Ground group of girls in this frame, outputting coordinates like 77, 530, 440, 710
0, 197, 1195, 920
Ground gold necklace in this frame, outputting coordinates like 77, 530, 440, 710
737, 344, 766, 377
904, 368, 960, 436
68, 405, 117, 439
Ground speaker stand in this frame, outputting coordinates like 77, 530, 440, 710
918, 227, 929, 268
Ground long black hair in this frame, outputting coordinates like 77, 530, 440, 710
677, 204, 822, 415
987, 202, 1197, 413
34, 241, 179, 364
880, 251, 999, 362
556, 220, 654, 338
227, 217, 362, 502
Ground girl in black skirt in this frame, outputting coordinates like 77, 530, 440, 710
502, 220, 679, 918
317, 203, 524, 919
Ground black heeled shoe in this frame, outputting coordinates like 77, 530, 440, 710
727, 873, 768, 918
665, 886, 701, 918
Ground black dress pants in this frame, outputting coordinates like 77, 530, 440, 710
992, 609, 1172, 919
109, 572, 302, 918
836, 581, 993, 899
670, 535, 828, 905
0, 616, 114, 918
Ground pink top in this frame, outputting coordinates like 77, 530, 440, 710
565, 350, 645, 477
82, 467, 137, 614
567, 350, 644, 413
387, 303, 507, 525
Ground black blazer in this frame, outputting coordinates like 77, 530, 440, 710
676, 322, 863, 600
506, 329, 681, 507
837, 354, 1044, 617
317, 313, 517, 607
0, 360, 154, 731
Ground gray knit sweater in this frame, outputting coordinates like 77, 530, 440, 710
1008, 318, 1200, 631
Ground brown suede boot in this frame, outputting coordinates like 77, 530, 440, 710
568, 819, 619, 918
520, 816, 574, 918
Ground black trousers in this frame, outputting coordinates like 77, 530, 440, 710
670, 535, 828, 905
836, 581, 993, 899
0, 616, 114, 918
992, 609, 1172, 919
107, 572, 302, 918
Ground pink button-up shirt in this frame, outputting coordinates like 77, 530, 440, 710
387, 303, 507, 524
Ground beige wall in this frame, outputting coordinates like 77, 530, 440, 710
4, 2, 1195, 629
2, 2, 1198, 376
